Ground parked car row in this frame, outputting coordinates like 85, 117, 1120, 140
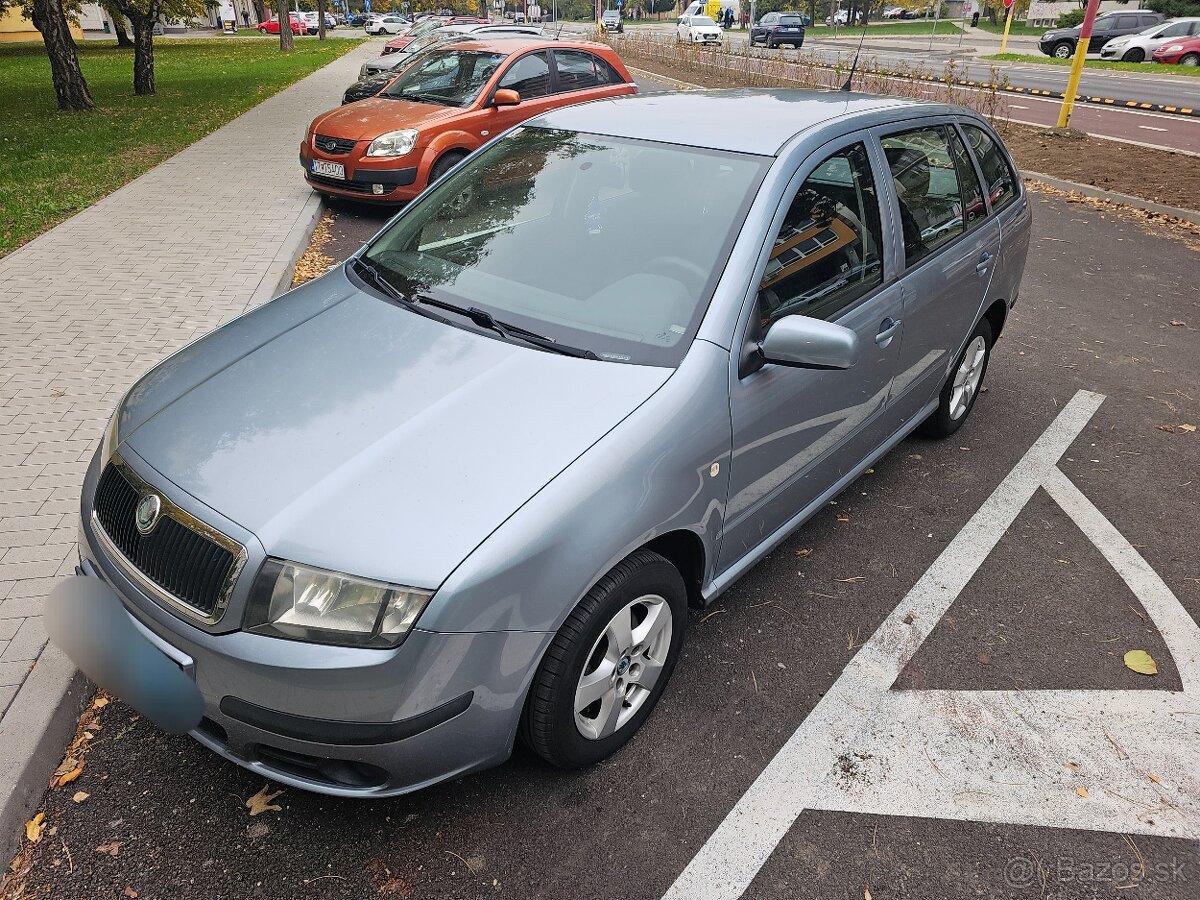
1037, 9, 1170, 59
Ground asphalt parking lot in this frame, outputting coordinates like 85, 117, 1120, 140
7, 172, 1200, 898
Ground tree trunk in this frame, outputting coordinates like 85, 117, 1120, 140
31, 0, 95, 111
317, 0, 327, 39
113, 16, 134, 47
130, 15, 156, 95
279, 5, 295, 51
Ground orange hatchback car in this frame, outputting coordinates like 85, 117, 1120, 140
301, 38, 637, 203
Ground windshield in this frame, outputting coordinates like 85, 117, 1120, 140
381, 49, 506, 106
692, 16, 718, 26
359, 128, 769, 367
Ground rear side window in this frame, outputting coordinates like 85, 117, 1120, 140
758, 142, 884, 324
961, 124, 1018, 216
882, 126, 967, 267
553, 50, 620, 91
947, 128, 986, 230
1159, 21, 1192, 37
1116, 15, 1139, 29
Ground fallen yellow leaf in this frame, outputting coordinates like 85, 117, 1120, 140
92, 697, 109, 710
58, 765, 84, 786
73, 791, 90, 803
1148, 773, 1162, 785
1076, 786, 1089, 799
25, 812, 45, 843
1180, 424, 1197, 433
246, 785, 284, 816
865, 888, 873, 900
1124, 650, 1158, 676
836, 513, 851, 523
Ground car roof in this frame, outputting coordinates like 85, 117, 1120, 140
447, 37, 614, 54
530, 89, 952, 156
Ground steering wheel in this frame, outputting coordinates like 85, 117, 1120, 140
644, 255, 709, 290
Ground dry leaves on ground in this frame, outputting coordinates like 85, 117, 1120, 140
292, 212, 338, 286
1124, 649, 1158, 676
95, 841, 121, 856
1076, 786, 1090, 799
246, 785, 285, 816
24, 813, 45, 843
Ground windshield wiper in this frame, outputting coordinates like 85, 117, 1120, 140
352, 258, 451, 326
414, 293, 599, 360
399, 92, 454, 106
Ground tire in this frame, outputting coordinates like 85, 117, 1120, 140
258, 25, 267, 33
1053, 41, 1073, 59
520, 549, 687, 769
1121, 47, 1145, 62
919, 317, 994, 439
1182, 53, 1200, 66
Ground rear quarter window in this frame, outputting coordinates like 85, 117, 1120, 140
961, 123, 1019, 216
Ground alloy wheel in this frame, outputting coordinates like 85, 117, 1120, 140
949, 336, 987, 421
574, 594, 673, 741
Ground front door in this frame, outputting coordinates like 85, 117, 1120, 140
877, 121, 1001, 428
719, 139, 903, 570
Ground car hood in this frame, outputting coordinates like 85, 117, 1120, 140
310, 98, 462, 140
121, 269, 672, 590
1042, 28, 1079, 38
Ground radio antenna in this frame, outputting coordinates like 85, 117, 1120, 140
841, 13, 869, 91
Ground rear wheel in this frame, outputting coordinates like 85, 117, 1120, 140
1182, 53, 1200, 66
919, 317, 993, 438
1053, 41, 1073, 59
1121, 47, 1145, 62
520, 550, 687, 768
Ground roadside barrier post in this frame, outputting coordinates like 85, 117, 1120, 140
1056, 0, 1101, 128
998, 0, 1014, 54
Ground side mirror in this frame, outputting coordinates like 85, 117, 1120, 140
760, 315, 859, 370
491, 88, 521, 107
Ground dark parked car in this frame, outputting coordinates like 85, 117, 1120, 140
751, 11, 806, 48
1038, 10, 1163, 58
348, 13, 370, 26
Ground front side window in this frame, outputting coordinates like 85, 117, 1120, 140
498, 52, 552, 98
360, 128, 769, 367
758, 142, 884, 326
882, 126, 967, 267
381, 49, 507, 107
961, 123, 1018, 216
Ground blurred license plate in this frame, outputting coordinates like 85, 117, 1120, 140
311, 159, 345, 179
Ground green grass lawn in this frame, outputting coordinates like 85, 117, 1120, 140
0, 37, 360, 256
812, 21, 965, 36
982, 51, 1200, 77
973, 20, 1046, 37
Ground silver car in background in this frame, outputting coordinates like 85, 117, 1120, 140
57, 91, 1030, 797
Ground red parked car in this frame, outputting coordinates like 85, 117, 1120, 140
259, 14, 305, 35
382, 16, 487, 53
1152, 36, 1200, 65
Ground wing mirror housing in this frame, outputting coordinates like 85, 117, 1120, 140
491, 88, 521, 107
759, 314, 859, 370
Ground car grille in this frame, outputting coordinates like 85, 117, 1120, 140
93, 463, 240, 618
313, 134, 357, 155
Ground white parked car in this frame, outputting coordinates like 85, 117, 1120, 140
678, 15, 723, 45
366, 14, 408, 35
1099, 17, 1200, 61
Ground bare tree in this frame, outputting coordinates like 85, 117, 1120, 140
317, 0, 327, 38
29, 0, 95, 110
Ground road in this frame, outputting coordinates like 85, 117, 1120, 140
5, 78, 1199, 899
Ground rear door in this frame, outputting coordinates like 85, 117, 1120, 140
875, 120, 1001, 430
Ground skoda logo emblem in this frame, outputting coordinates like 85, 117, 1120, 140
135, 493, 162, 535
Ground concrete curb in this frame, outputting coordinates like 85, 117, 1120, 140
1023, 171, 1200, 226
246, 191, 326, 311
0, 646, 90, 869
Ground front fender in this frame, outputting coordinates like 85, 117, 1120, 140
417, 131, 482, 179
422, 341, 733, 635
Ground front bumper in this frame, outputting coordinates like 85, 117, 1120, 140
299, 147, 420, 203
76, 453, 548, 797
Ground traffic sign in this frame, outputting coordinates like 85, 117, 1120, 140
1003, 0, 1014, 8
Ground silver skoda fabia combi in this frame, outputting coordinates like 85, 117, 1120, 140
55, 90, 1030, 796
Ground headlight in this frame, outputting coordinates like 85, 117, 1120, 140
1164, 44, 1184, 51
366, 128, 419, 157
244, 559, 432, 648
100, 406, 121, 462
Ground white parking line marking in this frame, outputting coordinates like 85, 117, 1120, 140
1139, 125, 1169, 132
663, 390, 1200, 900
1009, 104, 1029, 109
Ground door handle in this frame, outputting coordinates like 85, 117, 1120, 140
976, 251, 993, 275
875, 317, 901, 347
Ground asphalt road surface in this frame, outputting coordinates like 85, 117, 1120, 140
7, 119, 1199, 898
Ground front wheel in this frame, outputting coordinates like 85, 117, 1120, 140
1053, 41, 1073, 59
520, 550, 687, 768
1121, 47, 1145, 62
919, 317, 993, 438
1181, 53, 1200, 66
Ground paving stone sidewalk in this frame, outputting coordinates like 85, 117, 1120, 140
0, 39, 378, 851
